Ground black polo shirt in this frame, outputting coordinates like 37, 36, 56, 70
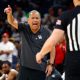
54, 6, 80, 79
18, 23, 50, 71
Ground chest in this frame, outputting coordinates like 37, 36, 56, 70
29, 33, 48, 47
21, 30, 49, 47
0, 43, 11, 51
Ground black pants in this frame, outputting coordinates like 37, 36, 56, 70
16, 66, 46, 80
65, 52, 80, 80
55, 63, 64, 75
46, 69, 62, 80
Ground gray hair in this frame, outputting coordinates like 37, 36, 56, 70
28, 10, 41, 19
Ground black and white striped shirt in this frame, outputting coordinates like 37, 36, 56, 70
55, 6, 80, 52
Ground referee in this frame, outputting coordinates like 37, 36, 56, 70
4, 5, 54, 80
36, 0, 80, 80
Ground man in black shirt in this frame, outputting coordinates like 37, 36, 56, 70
36, 0, 80, 80
4, 5, 55, 80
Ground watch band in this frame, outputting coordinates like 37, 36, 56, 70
47, 60, 54, 66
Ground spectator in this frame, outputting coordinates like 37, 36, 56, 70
42, 7, 56, 31
13, 6, 27, 22
2, 61, 18, 80
0, 32, 17, 64
0, 19, 12, 40
16, 63, 20, 72
57, 8, 63, 16
0, 60, 5, 80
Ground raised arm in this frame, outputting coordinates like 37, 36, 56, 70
4, 5, 18, 29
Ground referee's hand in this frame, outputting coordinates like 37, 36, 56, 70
36, 52, 44, 64
4, 5, 12, 14
45, 64, 53, 77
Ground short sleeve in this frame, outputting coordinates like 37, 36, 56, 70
54, 11, 70, 32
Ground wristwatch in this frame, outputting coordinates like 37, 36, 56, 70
47, 60, 54, 66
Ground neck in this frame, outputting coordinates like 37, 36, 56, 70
31, 27, 40, 34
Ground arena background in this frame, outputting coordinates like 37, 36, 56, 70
0, 0, 74, 80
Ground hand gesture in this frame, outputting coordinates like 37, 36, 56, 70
36, 52, 44, 64
4, 5, 12, 14
45, 65, 53, 77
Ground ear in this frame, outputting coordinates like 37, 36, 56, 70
27, 18, 29, 23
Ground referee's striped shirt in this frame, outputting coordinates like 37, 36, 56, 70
55, 6, 80, 52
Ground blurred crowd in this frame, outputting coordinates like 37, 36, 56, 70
0, 0, 74, 80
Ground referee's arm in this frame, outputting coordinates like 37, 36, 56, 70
4, 5, 18, 29
36, 11, 68, 64
36, 29, 65, 64
37, 11, 68, 58
41, 29, 64, 56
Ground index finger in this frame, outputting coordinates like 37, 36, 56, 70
8, 5, 10, 7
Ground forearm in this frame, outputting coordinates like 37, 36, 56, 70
7, 14, 18, 29
6, 50, 12, 53
40, 29, 64, 57
3, 50, 13, 55
40, 35, 56, 58
7, 13, 14, 25
49, 46, 55, 64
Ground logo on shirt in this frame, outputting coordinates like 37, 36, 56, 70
56, 20, 61, 25
38, 35, 42, 39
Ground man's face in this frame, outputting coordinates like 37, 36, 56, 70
28, 12, 41, 32
2, 36, 9, 43
2, 64, 10, 74
2, 33, 9, 43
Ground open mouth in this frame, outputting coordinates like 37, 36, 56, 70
32, 23, 38, 26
